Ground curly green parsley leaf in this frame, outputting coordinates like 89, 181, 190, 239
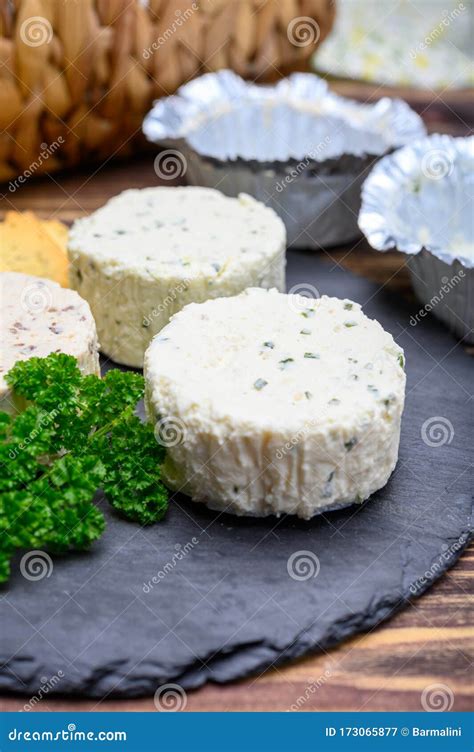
0, 354, 169, 582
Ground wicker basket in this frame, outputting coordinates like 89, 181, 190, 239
0, 0, 335, 182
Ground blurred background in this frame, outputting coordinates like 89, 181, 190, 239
0, 0, 472, 184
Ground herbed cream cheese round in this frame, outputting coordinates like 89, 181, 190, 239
68, 187, 286, 367
0, 272, 100, 414
144, 288, 406, 519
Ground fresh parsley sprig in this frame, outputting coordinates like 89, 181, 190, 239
0, 354, 169, 583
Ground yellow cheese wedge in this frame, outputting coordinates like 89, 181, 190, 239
41, 218, 69, 250
0, 211, 69, 287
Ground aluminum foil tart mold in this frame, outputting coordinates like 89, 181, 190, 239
183, 156, 373, 249
359, 135, 474, 343
144, 70, 424, 161
407, 252, 473, 344
143, 70, 426, 248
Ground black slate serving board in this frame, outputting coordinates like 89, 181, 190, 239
1, 253, 472, 699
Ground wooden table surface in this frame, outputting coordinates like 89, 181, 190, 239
1, 147, 473, 713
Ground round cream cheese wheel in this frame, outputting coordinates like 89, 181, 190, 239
144, 288, 406, 519
68, 187, 286, 367
0, 272, 100, 414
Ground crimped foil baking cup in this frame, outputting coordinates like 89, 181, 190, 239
143, 70, 425, 249
407, 253, 473, 343
359, 135, 474, 343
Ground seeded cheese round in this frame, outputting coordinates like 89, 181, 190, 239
68, 187, 286, 367
0, 272, 100, 414
144, 288, 406, 519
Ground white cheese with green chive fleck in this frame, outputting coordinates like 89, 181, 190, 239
68, 187, 286, 367
144, 288, 406, 519
0, 272, 100, 414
